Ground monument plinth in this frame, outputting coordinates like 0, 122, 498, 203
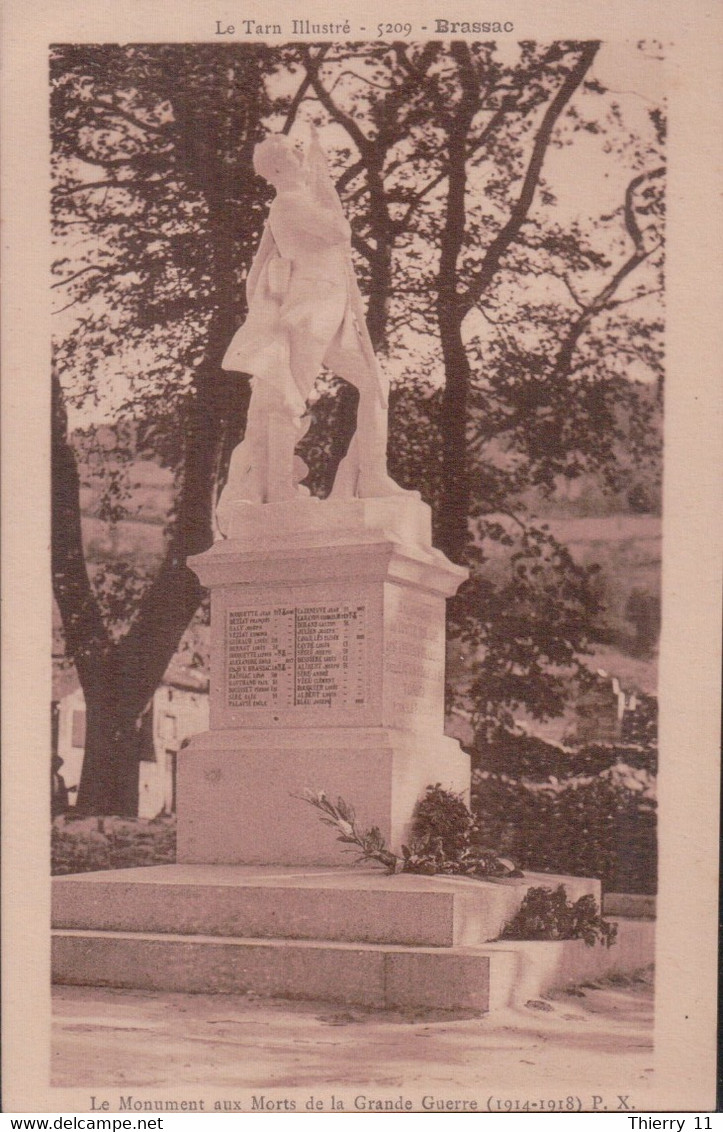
178, 496, 470, 865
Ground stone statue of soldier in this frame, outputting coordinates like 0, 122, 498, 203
217, 130, 408, 531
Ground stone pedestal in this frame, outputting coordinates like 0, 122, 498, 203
177, 496, 469, 865
53, 498, 639, 1012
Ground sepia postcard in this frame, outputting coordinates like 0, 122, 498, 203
2, 0, 721, 1116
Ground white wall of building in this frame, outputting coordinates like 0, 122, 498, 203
55, 686, 87, 804
138, 685, 209, 819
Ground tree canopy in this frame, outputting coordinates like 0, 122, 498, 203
51, 41, 664, 811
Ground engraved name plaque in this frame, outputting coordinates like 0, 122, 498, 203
227, 607, 295, 709
226, 602, 368, 711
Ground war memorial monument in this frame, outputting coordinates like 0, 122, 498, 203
52, 133, 646, 1012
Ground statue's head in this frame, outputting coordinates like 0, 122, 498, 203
253, 135, 304, 187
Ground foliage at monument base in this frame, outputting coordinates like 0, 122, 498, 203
51, 815, 176, 875
498, 884, 618, 948
299, 785, 523, 881
472, 761, 657, 894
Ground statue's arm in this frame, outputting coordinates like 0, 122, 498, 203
245, 224, 276, 304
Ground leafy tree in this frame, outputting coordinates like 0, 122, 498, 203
295, 41, 663, 736
52, 44, 290, 812
52, 42, 664, 810
294, 41, 663, 558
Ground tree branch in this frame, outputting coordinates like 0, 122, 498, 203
551, 169, 664, 379
329, 68, 393, 94
607, 285, 664, 309
94, 97, 170, 137
51, 371, 113, 694
552, 244, 656, 378
461, 42, 600, 316
624, 165, 665, 245
51, 264, 115, 290
391, 170, 447, 233
53, 173, 174, 199
281, 49, 330, 134
299, 46, 374, 160
561, 273, 585, 308
437, 42, 481, 311
59, 132, 143, 170
334, 157, 366, 196
351, 232, 376, 262
113, 543, 202, 716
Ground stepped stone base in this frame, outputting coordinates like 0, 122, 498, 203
52, 931, 493, 1012
52, 865, 612, 1012
53, 864, 598, 946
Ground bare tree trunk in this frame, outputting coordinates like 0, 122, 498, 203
51, 51, 282, 813
53, 232, 252, 813
438, 314, 475, 561
75, 690, 142, 815
436, 43, 479, 562
436, 42, 599, 562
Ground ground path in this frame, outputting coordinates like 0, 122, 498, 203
52, 978, 653, 1107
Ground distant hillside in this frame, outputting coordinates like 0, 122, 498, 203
61, 423, 661, 701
